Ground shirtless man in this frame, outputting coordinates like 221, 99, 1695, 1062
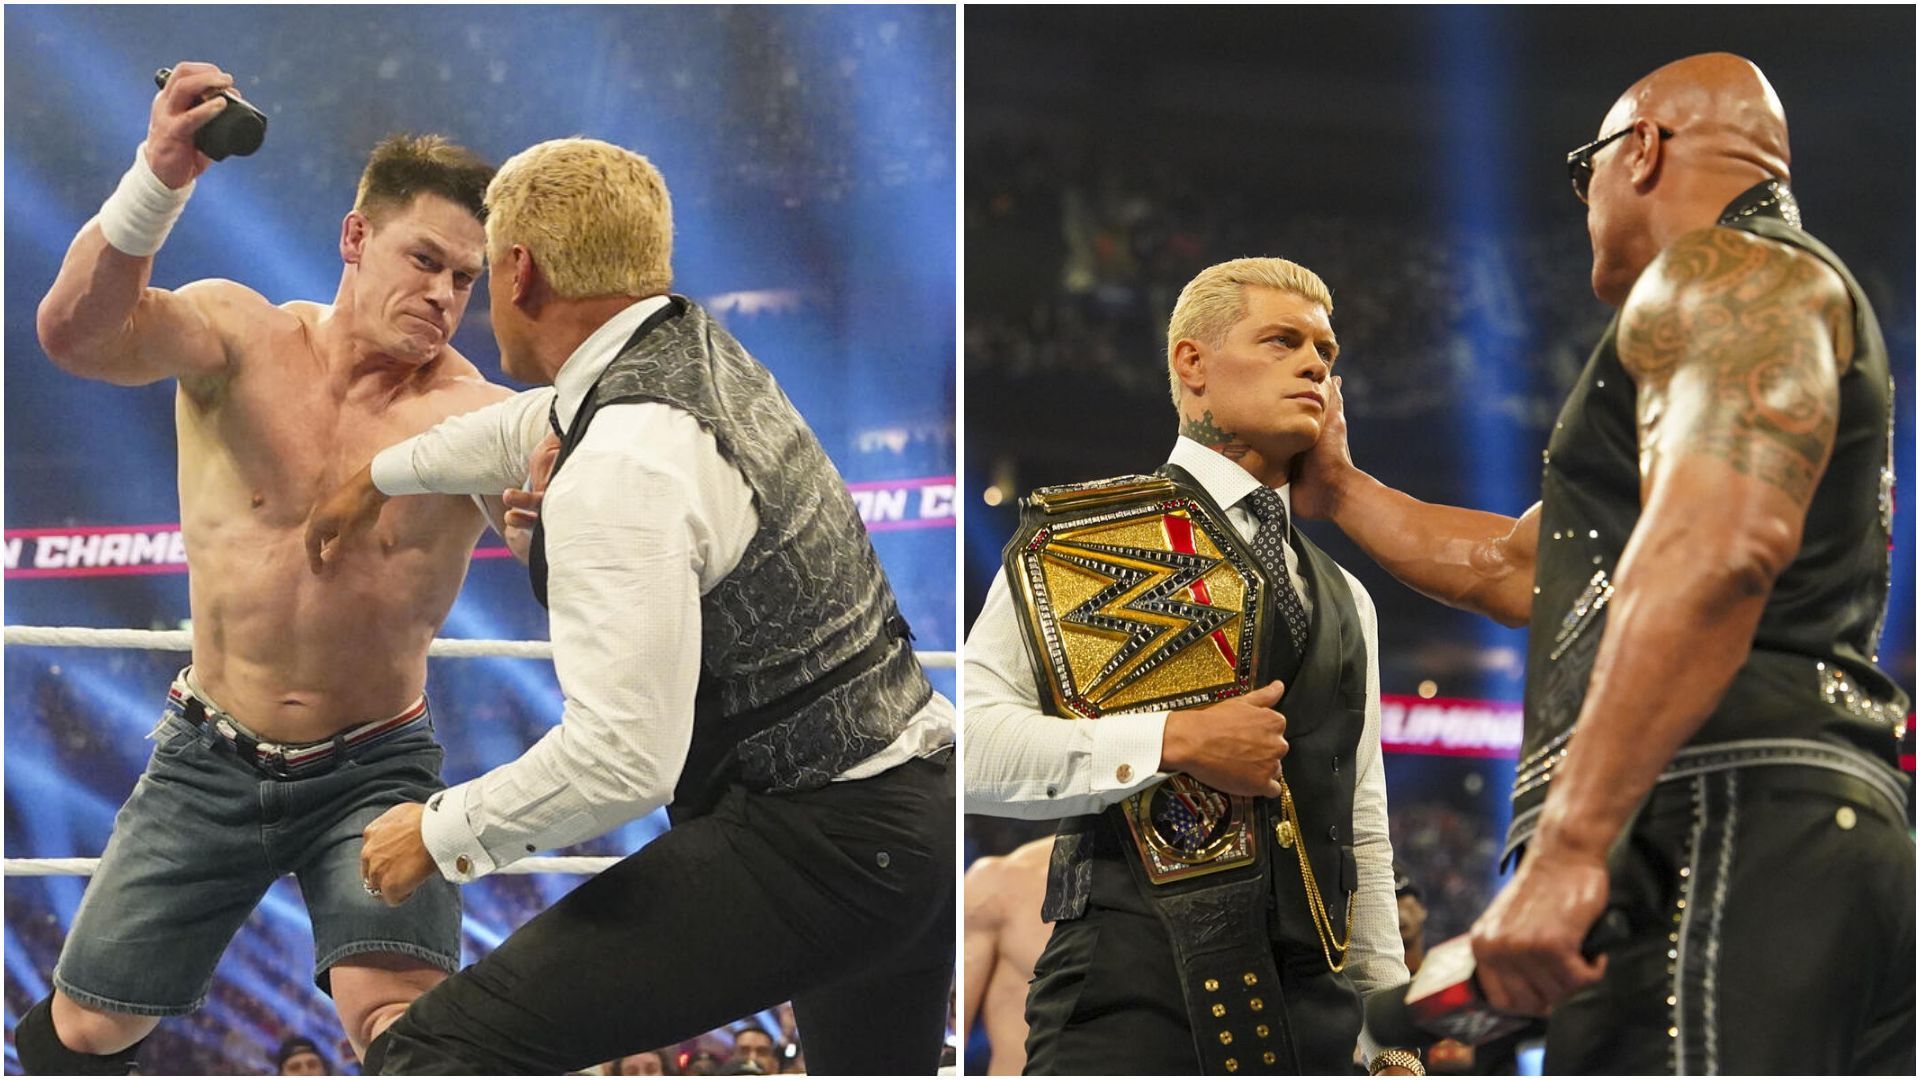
960, 838, 1053, 1076
15, 61, 517, 1074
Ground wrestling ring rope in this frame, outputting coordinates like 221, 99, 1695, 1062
4, 624, 956, 878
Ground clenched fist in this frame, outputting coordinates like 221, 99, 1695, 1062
1160, 679, 1291, 797
305, 463, 390, 574
147, 62, 238, 189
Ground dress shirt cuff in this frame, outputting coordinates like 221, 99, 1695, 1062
420, 782, 496, 883
1090, 710, 1169, 792
370, 441, 429, 497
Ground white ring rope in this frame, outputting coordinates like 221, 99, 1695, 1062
5, 626, 954, 878
4, 855, 618, 878
3, 625, 956, 668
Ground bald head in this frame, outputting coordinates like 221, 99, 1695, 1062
1580, 53, 1794, 306
1603, 53, 1790, 180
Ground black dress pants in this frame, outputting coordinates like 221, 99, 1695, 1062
366, 751, 954, 1075
1025, 901, 1361, 1074
1545, 765, 1914, 1075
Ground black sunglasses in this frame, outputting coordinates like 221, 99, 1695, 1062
1566, 125, 1674, 203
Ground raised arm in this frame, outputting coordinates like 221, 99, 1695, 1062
34, 62, 253, 389
1291, 376, 1540, 627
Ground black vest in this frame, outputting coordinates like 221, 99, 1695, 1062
1513, 181, 1909, 844
1041, 466, 1369, 957
531, 297, 933, 818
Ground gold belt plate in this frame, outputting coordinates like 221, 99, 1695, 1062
1122, 775, 1258, 884
1008, 480, 1267, 718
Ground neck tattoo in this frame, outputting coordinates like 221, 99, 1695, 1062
1182, 410, 1252, 461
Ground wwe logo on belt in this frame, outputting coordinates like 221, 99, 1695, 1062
1051, 539, 1234, 703
1153, 774, 1234, 852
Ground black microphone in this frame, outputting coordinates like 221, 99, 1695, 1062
1364, 908, 1633, 1048
154, 67, 268, 160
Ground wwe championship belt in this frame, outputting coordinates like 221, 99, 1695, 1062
1005, 474, 1271, 884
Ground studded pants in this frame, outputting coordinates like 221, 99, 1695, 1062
1543, 765, 1914, 1075
1024, 884, 1361, 1074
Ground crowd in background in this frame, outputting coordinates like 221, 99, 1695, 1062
968, 135, 1735, 441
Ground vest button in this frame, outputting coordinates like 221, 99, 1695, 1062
1327, 825, 1338, 841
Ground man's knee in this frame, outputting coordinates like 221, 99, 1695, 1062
328, 955, 446, 1056
15, 994, 155, 1075
364, 1008, 495, 1077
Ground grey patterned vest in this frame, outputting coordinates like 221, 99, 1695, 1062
531, 297, 933, 816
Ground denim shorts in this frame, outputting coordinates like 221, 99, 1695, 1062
52, 683, 463, 1016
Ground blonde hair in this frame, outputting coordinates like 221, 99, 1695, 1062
1165, 257, 1333, 406
485, 137, 673, 300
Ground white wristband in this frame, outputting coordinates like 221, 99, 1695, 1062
97, 143, 193, 257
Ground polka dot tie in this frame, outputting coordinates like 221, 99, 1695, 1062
1243, 486, 1310, 654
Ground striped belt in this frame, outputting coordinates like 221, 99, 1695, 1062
1505, 736, 1911, 858
166, 680, 429, 779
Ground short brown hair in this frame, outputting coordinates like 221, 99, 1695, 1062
485, 137, 673, 300
354, 134, 494, 225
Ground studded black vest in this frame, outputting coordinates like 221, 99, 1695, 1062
1511, 181, 1908, 846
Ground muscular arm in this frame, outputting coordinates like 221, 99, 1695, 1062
961, 857, 1006, 1036
1293, 378, 1540, 627
36, 65, 243, 390
36, 228, 241, 388
1532, 226, 1847, 862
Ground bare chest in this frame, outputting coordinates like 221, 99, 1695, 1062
178, 337, 484, 531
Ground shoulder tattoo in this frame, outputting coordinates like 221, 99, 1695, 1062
1617, 228, 1845, 504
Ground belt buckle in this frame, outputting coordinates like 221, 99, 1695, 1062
259, 747, 299, 780
1122, 775, 1258, 885
219, 719, 295, 779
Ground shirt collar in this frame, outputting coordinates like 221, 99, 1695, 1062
552, 294, 673, 431
1167, 435, 1293, 520
1717, 177, 1801, 231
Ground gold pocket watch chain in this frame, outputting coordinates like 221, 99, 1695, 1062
1274, 779, 1357, 972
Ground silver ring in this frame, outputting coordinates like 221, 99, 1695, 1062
363, 880, 382, 897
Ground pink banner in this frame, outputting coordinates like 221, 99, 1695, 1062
1379, 694, 1524, 759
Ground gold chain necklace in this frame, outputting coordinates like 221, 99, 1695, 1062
1274, 778, 1357, 972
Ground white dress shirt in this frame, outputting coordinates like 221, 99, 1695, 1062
962, 435, 1408, 1052
371, 296, 954, 882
